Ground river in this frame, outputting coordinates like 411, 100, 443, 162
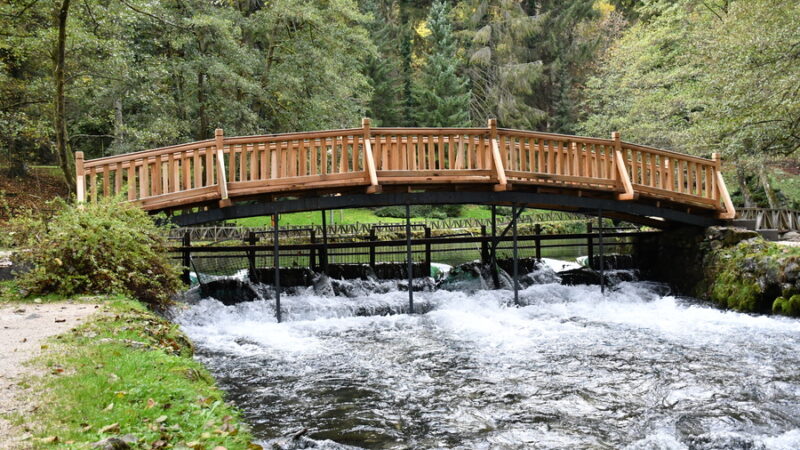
174, 271, 800, 449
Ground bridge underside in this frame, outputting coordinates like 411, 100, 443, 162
167, 184, 723, 228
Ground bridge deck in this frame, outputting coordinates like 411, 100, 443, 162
75, 119, 735, 224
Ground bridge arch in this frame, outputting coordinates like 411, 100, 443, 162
75, 118, 735, 227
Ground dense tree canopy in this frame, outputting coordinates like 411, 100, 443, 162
1, 0, 798, 207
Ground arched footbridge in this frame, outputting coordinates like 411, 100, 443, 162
75, 119, 735, 228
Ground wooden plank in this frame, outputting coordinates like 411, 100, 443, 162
612, 132, 634, 200
490, 137, 508, 189
139, 159, 149, 199
182, 154, 191, 191
115, 162, 123, 194
215, 129, 229, 203
127, 160, 135, 200
362, 118, 380, 193
102, 165, 110, 197
205, 145, 213, 186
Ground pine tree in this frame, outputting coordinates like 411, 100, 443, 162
411, 0, 471, 127
363, 0, 408, 126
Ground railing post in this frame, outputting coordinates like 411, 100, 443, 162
713, 152, 736, 219
488, 118, 508, 191
362, 118, 381, 193
612, 132, 635, 200
75, 151, 86, 204
215, 128, 231, 207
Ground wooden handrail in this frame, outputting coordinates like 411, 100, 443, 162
74, 119, 735, 219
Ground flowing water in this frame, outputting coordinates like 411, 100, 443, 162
174, 273, 800, 449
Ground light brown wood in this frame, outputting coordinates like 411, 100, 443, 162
215, 129, 229, 203
75, 151, 86, 203
79, 124, 731, 220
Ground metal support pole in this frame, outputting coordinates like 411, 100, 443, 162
490, 205, 499, 289
480, 225, 489, 263
273, 213, 281, 323
406, 204, 414, 314
369, 226, 376, 270
512, 204, 519, 306
321, 210, 329, 275
534, 224, 542, 262
598, 209, 604, 295
181, 231, 191, 285
247, 231, 257, 282
424, 226, 432, 277
309, 230, 317, 272
587, 221, 594, 269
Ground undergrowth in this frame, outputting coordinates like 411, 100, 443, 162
15, 297, 257, 448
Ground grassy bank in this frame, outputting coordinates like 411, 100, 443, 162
3, 288, 256, 448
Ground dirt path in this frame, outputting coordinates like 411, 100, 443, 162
0, 302, 99, 448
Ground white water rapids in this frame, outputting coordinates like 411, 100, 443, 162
174, 275, 800, 449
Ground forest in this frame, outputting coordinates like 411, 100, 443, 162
1, 0, 798, 206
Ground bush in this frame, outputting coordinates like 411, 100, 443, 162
374, 205, 462, 219
7, 198, 182, 306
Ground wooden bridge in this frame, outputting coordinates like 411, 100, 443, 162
75, 119, 735, 227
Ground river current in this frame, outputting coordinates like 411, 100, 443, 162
174, 274, 800, 449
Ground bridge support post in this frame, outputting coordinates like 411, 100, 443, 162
490, 205, 500, 288
512, 204, 519, 306
534, 224, 542, 262
598, 210, 605, 295
321, 210, 329, 275
273, 213, 281, 323
587, 221, 594, 268
247, 231, 257, 282
480, 225, 489, 264
309, 229, 317, 272
181, 231, 191, 285
406, 204, 414, 314
424, 226, 432, 278
369, 226, 377, 271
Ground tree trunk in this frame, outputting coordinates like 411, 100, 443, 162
112, 97, 125, 154
736, 167, 754, 207
758, 166, 780, 209
54, 0, 77, 195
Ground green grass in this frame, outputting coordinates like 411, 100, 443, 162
233, 208, 427, 227
7, 296, 256, 448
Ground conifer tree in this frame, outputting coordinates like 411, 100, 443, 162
411, 0, 471, 127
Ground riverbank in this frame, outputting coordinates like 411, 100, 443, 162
0, 283, 255, 448
637, 226, 800, 316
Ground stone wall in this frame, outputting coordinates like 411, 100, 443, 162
636, 226, 800, 317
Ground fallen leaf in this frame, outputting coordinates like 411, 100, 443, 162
151, 440, 167, 449
55, 318, 66, 323
213, 447, 227, 450
99, 422, 120, 434
82, 424, 92, 432
103, 403, 114, 411
40, 436, 59, 443
146, 398, 156, 409
155, 415, 168, 424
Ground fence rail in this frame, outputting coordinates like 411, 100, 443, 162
76, 118, 735, 220
168, 211, 591, 241
737, 208, 800, 232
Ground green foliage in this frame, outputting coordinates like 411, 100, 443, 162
773, 295, 800, 317
24, 298, 254, 447
7, 198, 181, 306
374, 204, 463, 219
411, 0, 471, 126
580, 0, 800, 164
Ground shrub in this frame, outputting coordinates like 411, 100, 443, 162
7, 197, 181, 306
374, 205, 462, 219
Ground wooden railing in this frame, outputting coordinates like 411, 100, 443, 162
737, 208, 800, 232
76, 118, 735, 219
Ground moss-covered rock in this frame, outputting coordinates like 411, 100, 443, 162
637, 226, 800, 318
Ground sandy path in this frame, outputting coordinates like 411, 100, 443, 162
0, 302, 99, 448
